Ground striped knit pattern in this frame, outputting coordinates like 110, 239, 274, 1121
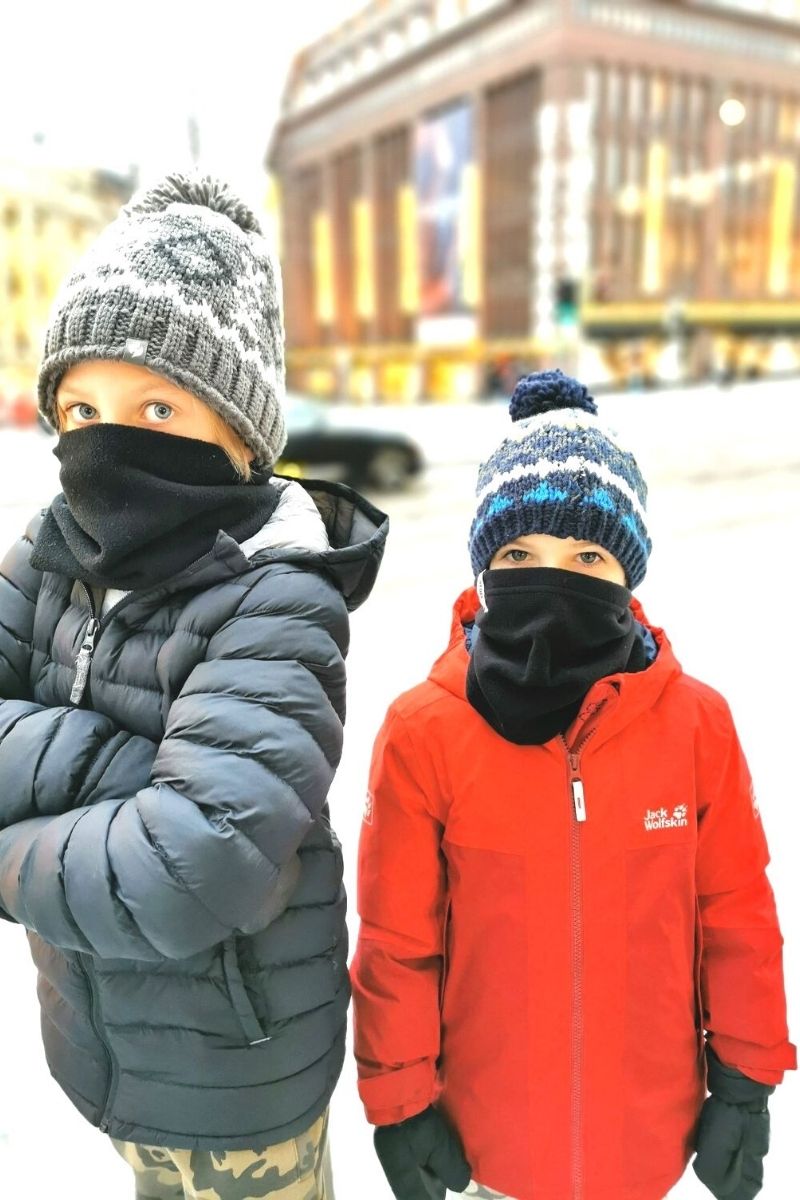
469, 405, 651, 586
37, 174, 286, 468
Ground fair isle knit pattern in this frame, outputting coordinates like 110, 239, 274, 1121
468, 371, 651, 586
37, 174, 287, 468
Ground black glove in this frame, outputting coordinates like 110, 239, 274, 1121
374, 1105, 472, 1200
693, 1045, 775, 1200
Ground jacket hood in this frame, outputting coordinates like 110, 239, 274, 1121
428, 585, 683, 748
241, 478, 331, 557
256, 476, 389, 612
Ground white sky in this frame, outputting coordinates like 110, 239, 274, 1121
1, 0, 366, 206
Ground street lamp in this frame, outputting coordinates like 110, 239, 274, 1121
719, 98, 746, 128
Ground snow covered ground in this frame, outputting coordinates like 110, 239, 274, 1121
0, 380, 798, 1198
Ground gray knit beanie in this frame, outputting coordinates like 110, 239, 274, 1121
37, 173, 287, 468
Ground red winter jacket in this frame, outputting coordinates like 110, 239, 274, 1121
352, 589, 796, 1200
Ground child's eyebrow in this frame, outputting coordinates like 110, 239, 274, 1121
135, 382, 185, 397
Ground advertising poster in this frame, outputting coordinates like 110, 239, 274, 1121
414, 101, 474, 316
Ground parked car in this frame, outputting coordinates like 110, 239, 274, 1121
0, 390, 38, 429
279, 395, 424, 491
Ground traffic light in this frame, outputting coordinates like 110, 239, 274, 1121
555, 278, 580, 328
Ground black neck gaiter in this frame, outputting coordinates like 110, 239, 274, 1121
31, 424, 281, 591
466, 567, 647, 745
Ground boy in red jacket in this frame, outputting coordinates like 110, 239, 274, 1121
352, 372, 795, 1200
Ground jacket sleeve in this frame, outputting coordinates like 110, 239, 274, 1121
0, 564, 348, 961
695, 695, 797, 1085
352, 706, 448, 1126
0, 523, 158, 831
0, 522, 40, 701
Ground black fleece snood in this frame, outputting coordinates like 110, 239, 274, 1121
31, 424, 280, 590
466, 567, 647, 745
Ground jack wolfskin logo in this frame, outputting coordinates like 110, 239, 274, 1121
750, 782, 760, 820
363, 790, 374, 825
644, 803, 688, 831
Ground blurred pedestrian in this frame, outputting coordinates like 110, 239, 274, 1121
0, 173, 387, 1199
351, 369, 795, 1200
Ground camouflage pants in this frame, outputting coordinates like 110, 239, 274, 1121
462, 1184, 509, 1199
111, 1111, 333, 1200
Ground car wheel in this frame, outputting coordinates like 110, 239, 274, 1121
367, 447, 413, 490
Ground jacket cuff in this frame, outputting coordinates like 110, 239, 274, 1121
707, 1034, 797, 1088
358, 1059, 439, 1126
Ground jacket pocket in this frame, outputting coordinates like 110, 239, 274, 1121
222, 937, 272, 1046
694, 896, 705, 1060
438, 900, 452, 1014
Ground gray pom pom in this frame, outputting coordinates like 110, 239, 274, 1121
123, 173, 262, 235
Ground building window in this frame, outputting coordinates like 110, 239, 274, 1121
408, 11, 432, 45
383, 26, 404, 59
435, 0, 462, 29
628, 71, 644, 121
605, 142, 621, 190
358, 42, 379, 74
586, 65, 601, 114
627, 143, 643, 187
606, 68, 622, 117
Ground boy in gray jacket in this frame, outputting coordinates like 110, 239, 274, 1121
0, 173, 387, 1199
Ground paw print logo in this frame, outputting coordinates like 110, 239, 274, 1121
363, 791, 374, 825
750, 782, 760, 820
672, 804, 688, 821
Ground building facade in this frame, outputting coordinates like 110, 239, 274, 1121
270, 0, 800, 398
0, 163, 132, 406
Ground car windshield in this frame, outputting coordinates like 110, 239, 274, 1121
284, 394, 327, 432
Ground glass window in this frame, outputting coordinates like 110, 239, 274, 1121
408, 11, 432, 44
383, 26, 404, 58
626, 143, 642, 185
628, 71, 644, 120
760, 94, 777, 140
606, 142, 621, 189
435, 0, 462, 28
669, 79, 685, 127
586, 65, 601, 112
649, 75, 665, 118
359, 42, 379, 73
606, 68, 621, 116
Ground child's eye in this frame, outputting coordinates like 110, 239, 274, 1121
578, 551, 602, 565
505, 549, 530, 563
145, 402, 174, 422
70, 403, 98, 423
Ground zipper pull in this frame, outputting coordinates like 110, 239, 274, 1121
567, 752, 587, 822
572, 778, 587, 823
70, 618, 100, 705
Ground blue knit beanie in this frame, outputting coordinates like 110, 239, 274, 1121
468, 370, 651, 586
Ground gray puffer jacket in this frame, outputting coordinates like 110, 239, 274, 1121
0, 478, 387, 1149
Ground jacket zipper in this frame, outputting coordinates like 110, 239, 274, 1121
70, 583, 144, 706
75, 952, 119, 1133
70, 546, 222, 706
561, 707, 604, 1200
70, 585, 100, 705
